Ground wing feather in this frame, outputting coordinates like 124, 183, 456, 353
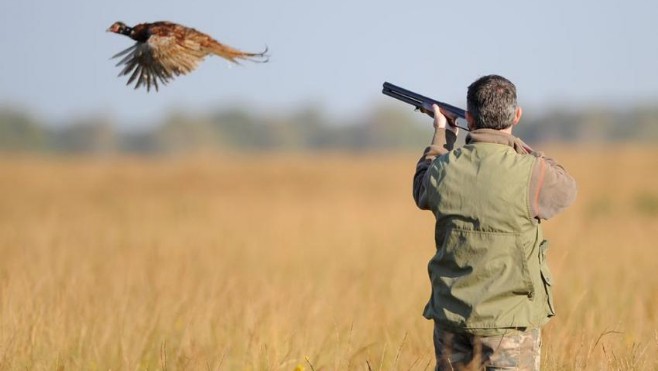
148, 35, 205, 76
112, 40, 175, 92
111, 44, 137, 59
126, 64, 141, 85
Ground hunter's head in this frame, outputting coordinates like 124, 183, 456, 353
466, 75, 522, 131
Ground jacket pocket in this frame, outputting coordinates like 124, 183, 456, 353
431, 229, 535, 307
539, 240, 555, 316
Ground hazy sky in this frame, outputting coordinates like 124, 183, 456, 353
0, 0, 656, 127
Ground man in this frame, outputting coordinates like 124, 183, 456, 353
413, 75, 577, 370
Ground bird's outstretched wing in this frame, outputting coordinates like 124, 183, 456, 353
112, 32, 207, 92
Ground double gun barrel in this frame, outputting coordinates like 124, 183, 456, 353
382, 82, 468, 130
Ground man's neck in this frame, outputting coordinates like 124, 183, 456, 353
500, 127, 513, 135
468, 124, 514, 135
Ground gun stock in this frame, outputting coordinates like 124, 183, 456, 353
382, 82, 468, 131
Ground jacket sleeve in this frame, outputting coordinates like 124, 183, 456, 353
528, 152, 578, 220
413, 129, 457, 210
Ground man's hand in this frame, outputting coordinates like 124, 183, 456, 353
431, 104, 459, 135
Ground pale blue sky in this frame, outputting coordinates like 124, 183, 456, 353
0, 0, 656, 127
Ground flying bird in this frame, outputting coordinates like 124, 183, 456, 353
107, 21, 269, 92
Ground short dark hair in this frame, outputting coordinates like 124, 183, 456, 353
467, 75, 517, 130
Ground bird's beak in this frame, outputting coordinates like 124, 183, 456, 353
106, 27, 113, 32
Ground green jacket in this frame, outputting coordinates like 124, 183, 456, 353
413, 129, 576, 336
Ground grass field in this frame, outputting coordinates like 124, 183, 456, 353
0, 147, 657, 370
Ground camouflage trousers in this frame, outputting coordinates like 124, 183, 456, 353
433, 323, 541, 371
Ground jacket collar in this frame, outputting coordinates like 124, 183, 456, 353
466, 129, 530, 154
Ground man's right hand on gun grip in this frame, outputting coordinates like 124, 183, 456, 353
432, 104, 459, 135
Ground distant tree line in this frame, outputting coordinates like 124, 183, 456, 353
1, 103, 657, 154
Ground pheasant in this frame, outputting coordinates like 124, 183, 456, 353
107, 21, 269, 92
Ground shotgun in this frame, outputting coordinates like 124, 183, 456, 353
382, 82, 469, 131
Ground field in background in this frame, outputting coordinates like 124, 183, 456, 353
0, 147, 657, 370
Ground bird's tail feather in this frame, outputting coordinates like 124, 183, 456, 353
210, 42, 269, 64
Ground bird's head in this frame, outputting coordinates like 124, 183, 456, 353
106, 21, 131, 35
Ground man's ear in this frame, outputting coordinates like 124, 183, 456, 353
512, 106, 523, 126
466, 112, 475, 131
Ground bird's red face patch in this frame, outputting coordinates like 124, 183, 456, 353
106, 22, 124, 33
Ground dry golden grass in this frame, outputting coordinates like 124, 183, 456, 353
0, 147, 657, 370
